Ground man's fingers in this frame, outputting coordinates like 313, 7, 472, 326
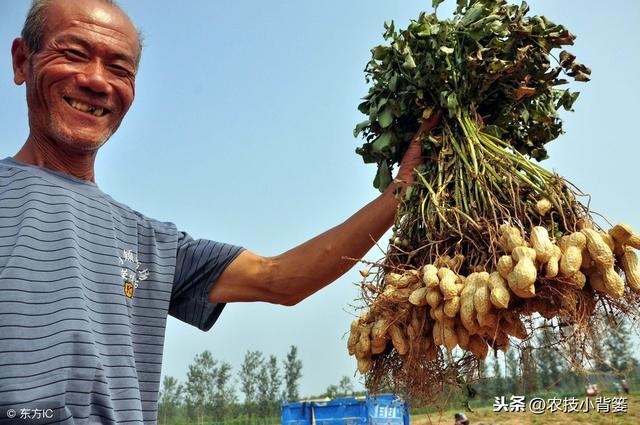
413, 110, 443, 142
424, 110, 443, 130
396, 110, 442, 185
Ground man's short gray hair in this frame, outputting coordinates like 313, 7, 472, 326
21, 0, 143, 67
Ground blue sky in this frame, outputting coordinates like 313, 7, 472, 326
1, 0, 639, 397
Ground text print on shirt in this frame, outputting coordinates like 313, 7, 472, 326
118, 249, 149, 298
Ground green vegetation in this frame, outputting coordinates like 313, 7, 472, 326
159, 346, 302, 425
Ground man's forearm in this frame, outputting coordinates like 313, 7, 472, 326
266, 182, 405, 305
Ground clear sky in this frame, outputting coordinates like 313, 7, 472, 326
1, 0, 639, 398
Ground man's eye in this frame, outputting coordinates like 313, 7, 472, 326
110, 65, 133, 77
64, 49, 87, 60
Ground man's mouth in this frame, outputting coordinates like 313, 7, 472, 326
63, 96, 110, 117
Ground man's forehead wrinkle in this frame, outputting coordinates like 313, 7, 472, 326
69, 20, 136, 44
76, 8, 138, 40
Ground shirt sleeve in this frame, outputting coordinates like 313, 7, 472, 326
169, 231, 244, 331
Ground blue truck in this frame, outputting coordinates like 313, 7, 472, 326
281, 394, 410, 425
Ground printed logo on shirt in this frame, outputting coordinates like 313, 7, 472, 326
118, 249, 149, 299
124, 281, 135, 298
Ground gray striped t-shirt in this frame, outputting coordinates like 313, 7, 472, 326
0, 157, 244, 424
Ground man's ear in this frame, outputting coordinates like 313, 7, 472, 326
11, 38, 30, 85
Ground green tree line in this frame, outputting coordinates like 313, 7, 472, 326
159, 346, 304, 425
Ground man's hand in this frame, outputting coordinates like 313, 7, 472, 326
209, 110, 442, 306
395, 110, 442, 186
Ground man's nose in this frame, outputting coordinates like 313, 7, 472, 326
76, 60, 111, 95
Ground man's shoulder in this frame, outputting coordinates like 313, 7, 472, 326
0, 157, 177, 237
99, 190, 178, 235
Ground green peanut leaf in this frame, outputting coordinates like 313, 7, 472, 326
378, 107, 394, 128
376, 160, 393, 191
353, 120, 370, 137
372, 132, 393, 153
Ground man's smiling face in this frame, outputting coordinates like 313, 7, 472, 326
13, 0, 140, 152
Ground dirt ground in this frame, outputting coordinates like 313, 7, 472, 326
411, 393, 638, 425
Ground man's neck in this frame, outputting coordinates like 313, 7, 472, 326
14, 135, 97, 182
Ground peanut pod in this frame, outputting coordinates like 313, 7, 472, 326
559, 232, 586, 276
421, 264, 439, 288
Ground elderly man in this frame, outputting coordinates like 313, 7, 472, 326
1, 0, 438, 423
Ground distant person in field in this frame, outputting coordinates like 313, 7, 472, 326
454, 412, 470, 425
621, 379, 630, 395
1, 0, 439, 423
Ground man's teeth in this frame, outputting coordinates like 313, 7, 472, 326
68, 99, 105, 117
